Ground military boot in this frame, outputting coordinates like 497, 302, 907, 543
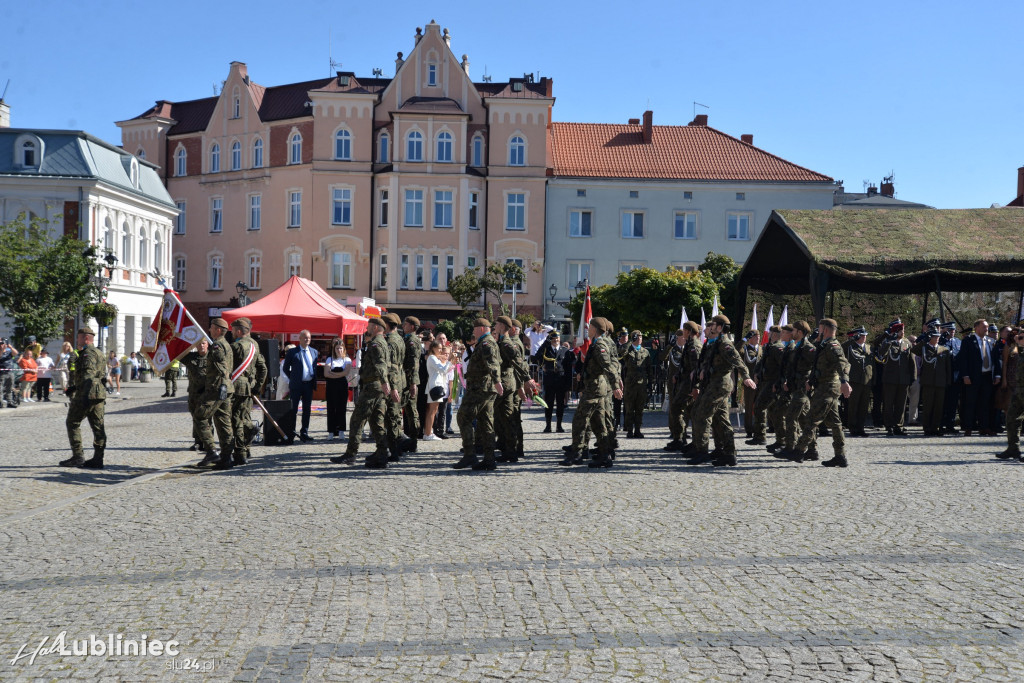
365, 447, 389, 469
329, 452, 356, 465
712, 451, 737, 467
821, 454, 848, 467
587, 449, 613, 468
745, 436, 767, 445
663, 439, 684, 452
212, 446, 235, 470
686, 447, 712, 465
802, 446, 820, 462
196, 449, 220, 468
59, 453, 86, 467
543, 420, 552, 433
80, 448, 104, 469
471, 454, 496, 471
634, 429, 644, 439
558, 448, 583, 466
401, 436, 417, 453
996, 447, 1020, 460
766, 441, 783, 453
452, 453, 478, 469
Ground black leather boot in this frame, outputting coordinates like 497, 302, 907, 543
59, 453, 86, 467
80, 447, 104, 469
558, 448, 583, 466
212, 446, 235, 470
822, 454, 848, 468
365, 447, 389, 469
712, 451, 737, 467
196, 449, 219, 468
452, 453, 478, 469
471, 454, 496, 471
663, 440, 684, 452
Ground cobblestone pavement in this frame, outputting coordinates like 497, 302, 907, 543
2, 382, 1024, 681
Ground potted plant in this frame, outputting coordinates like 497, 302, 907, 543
84, 302, 118, 328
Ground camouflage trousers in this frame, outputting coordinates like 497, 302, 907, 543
796, 386, 844, 456
580, 394, 614, 450
691, 383, 735, 454
163, 369, 177, 394
752, 386, 780, 441
345, 384, 388, 456
188, 392, 207, 442
495, 388, 519, 456
231, 394, 254, 459
386, 380, 404, 442
457, 388, 496, 458
66, 398, 105, 456
195, 396, 233, 456
401, 387, 419, 438
1005, 392, 1024, 454
667, 385, 694, 442
623, 383, 647, 432
571, 393, 612, 455
782, 388, 812, 450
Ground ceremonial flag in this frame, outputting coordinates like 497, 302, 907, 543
751, 303, 759, 336
762, 305, 775, 345
141, 286, 210, 373
699, 308, 707, 343
712, 294, 719, 318
576, 284, 593, 356
779, 305, 789, 328
679, 307, 688, 331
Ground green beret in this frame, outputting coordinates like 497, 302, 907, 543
473, 317, 491, 328
511, 319, 523, 330
78, 325, 96, 336
495, 315, 513, 328
683, 321, 700, 335
367, 317, 387, 329
211, 318, 230, 330
383, 312, 402, 326
403, 316, 420, 327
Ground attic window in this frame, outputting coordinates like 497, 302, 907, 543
20, 140, 38, 167
339, 75, 351, 87
130, 158, 140, 188
736, 192, 746, 201
427, 65, 437, 86
511, 81, 523, 92
683, 191, 693, 200
576, 189, 586, 197
629, 190, 639, 199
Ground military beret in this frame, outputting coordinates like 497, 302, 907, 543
819, 318, 838, 329
712, 314, 730, 326
592, 317, 611, 333
769, 325, 781, 333
231, 317, 251, 330
473, 317, 491, 328
383, 312, 402, 325
887, 318, 903, 330
683, 321, 701, 335
211, 318, 230, 330
781, 324, 794, 332
495, 315, 513, 328
511, 319, 523, 330
848, 326, 867, 336
674, 328, 686, 337
78, 325, 96, 336
631, 330, 642, 338
403, 315, 420, 327
743, 330, 758, 341
793, 320, 812, 334
367, 317, 387, 329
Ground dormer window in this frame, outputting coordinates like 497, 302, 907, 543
21, 140, 37, 166
14, 135, 43, 168
129, 157, 140, 188
136, 148, 146, 160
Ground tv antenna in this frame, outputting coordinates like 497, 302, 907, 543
329, 28, 342, 75
482, 65, 491, 83
693, 101, 709, 118
372, 68, 383, 77
0, 79, 9, 102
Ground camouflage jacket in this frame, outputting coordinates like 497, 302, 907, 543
403, 333, 420, 389
360, 335, 390, 387
386, 330, 405, 391
812, 337, 851, 392
71, 344, 106, 402
465, 333, 501, 393
204, 336, 234, 400
621, 345, 651, 387
231, 334, 267, 397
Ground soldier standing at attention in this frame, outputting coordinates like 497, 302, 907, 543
664, 322, 702, 452
875, 319, 916, 436
161, 360, 179, 397
740, 330, 762, 438
181, 339, 209, 451
510, 319, 533, 460
789, 319, 852, 466
561, 317, 621, 468
842, 326, 873, 437
59, 326, 107, 469
613, 328, 629, 432
775, 321, 816, 461
194, 318, 235, 470
332, 317, 394, 468
997, 328, 1024, 461
453, 318, 503, 471
229, 318, 267, 465
382, 313, 408, 459
401, 316, 421, 452
747, 326, 782, 447
621, 330, 651, 438
912, 325, 953, 436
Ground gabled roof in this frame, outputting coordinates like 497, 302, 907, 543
835, 194, 932, 209
549, 121, 832, 183
394, 97, 466, 115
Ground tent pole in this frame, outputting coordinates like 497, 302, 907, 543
934, 273, 964, 330
921, 290, 930, 327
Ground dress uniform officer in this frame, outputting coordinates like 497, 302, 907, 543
664, 322, 702, 451
382, 313, 408, 458
534, 331, 570, 432
747, 326, 782, 446
621, 331, 651, 438
194, 318, 235, 470
229, 317, 267, 465
181, 339, 209, 451
875, 319, 916, 435
59, 326, 107, 469
912, 326, 953, 436
453, 318, 503, 471
789, 319, 853, 467
332, 317, 394, 468
401, 315, 422, 451
842, 326, 873, 436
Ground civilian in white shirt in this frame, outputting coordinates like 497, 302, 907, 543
34, 349, 55, 402
526, 320, 554, 357
422, 341, 454, 441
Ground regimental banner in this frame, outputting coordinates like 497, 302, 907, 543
141, 287, 210, 373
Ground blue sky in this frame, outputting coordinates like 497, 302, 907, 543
2, 0, 1021, 208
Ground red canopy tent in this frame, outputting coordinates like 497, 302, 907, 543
221, 276, 368, 336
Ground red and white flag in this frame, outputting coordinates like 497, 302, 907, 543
751, 303, 759, 336
576, 284, 593, 356
699, 308, 707, 343
762, 305, 775, 345
712, 294, 720, 318
141, 287, 210, 373
679, 306, 688, 331
779, 305, 789, 328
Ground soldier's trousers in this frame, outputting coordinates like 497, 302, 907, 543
400, 388, 419, 439
386, 381, 403, 442
195, 396, 233, 455
231, 394, 254, 459
66, 398, 105, 456
163, 369, 177, 394
623, 384, 647, 432
920, 385, 946, 434
783, 388, 811, 450
494, 389, 519, 456
883, 382, 910, 430
668, 387, 693, 442
846, 383, 871, 432
571, 394, 611, 454
743, 384, 757, 434
752, 387, 778, 441
1005, 393, 1024, 453
612, 397, 622, 430
345, 384, 388, 456
513, 392, 524, 454
796, 387, 844, 456
693, 387, 734, 454
458, 388, 496, 458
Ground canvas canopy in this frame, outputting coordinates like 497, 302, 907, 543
221, 276, 368, 336
734, 208, 1024, 332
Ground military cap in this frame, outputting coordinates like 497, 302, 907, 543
819, 318, 838, 329
26, 335, 36, 342
211, 317, 230, 330
403, 315, 420, 327
231, 317, 252, 331
78, 325, 96, 336
769, 325, 781, 333
711, 314, 730, 326
631, 329, 642, 338
617, 327, 629, 337
367, 317, 387, 330
887, 318, 903, 330
989, 323, 999, 332
473, 317, 491, 328
674, 328, 686, 337
683, 321, 701, 335
383, 312, 402, 326
511, 319, 523, 330
495, 315, 513, 328
940, 321, 956, 330
847, 326, 867, 337
591, 317, 612, 334
781, 324, 794, 332
793, 320, 812, 334
743, 330, 758, 341
928, 327, 941, 337
925, 318, 941, 328
547, 330, 561, 340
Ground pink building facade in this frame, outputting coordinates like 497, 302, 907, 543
118, 21, 553, 326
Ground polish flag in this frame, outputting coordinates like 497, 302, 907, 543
576, 284, 593, 356
751, 303, 759, 337
141, 287, 210, 373
712, 294, 720, 318
699, 308, 707, 343
762, 305, 775, 345
779, 305, 789, 328
679, 307, 688, 331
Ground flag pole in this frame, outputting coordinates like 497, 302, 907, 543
252, 394, 288, 440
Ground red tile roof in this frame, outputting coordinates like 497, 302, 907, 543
549, 121, 832, 182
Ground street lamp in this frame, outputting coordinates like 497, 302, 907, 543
235, 281, 250, 307
549, 283, 558, 303
573, 278, 588, 298
90, 251, 118, 351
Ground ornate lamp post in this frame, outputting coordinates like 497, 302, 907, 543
235, 281, 250, 307
91, 252, 119, 350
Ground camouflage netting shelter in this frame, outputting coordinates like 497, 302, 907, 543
735, 208, 1024, 332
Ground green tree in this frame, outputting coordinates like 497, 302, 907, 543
697, 251, 742, 314
0, 213, 98, 345
446, 261, 526, 316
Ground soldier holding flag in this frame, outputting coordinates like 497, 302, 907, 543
229, 317, 267, 465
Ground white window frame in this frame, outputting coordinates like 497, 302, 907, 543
445, 254, 454, 288
434, 190, 453, 228
672, 262, 699, 273
247, 252, 262, 289
429, 254, 440, 290
287, 250, 302, 278
472, 135, 484, 167
252, 138, 264, 168
332, 187, 353, 226
378, 253, 387, 289
230, 140, 241, 170
436, 131, 453, 162
504, 258, 525, 293
379, 133, 389, 163
567, 261, 592, 290
674, 211, 697, 240
248, 194, 262, 231
138, 227, 149, 271
427, 63, 437, 86
289, 132, 302, 164
469, 191, 480, 230
174, 146, 186, 177
379, 189, 389, 227
506, 192, 525, 231
329, 251, 352, 289
619, 261, 646, 274
153, 232, 163, 273
415, 254, 425, 290
727, 211, 751, 241
209, 254, 223, 290
400, 254, 410, 290
174, 201, 186, 235
288, 190, 302, 228
210, 197, 223, 233
174, 255, 186, 290
406, 130, 423, 162
210, 143, 220, 173
334, 128, 352, 160
136, 148, 146, 160
20, 139, 38, 167
509, 135, 525, 166
569, 209, 593, 238
621, 211, 644, 239
404, 189, 424, 227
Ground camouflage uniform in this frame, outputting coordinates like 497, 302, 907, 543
752, 339, 784, 442
64, 343, 107, 461
569, 334, 620, 466
794, 336, 850, 462
385, 329, 406, 445
690, 337, 750, 459
621, 344, 651, 435
842, 339, 874, 435
782, 340, 816, 451
667, 337, 701, 445
769, 343, 795, 449
740, 342, 762, 433
163, 361, 178, 396
455, 333, 502, 469
182, 350, 208, 445
495, 333, 531, 461
195, 335, 234, 465
343, 333, 391, 465
230, 333, 267, 463
1001, 347, 1024, 458
402, 332, 421, 441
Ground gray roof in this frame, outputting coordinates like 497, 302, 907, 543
834, 194, 933, 210
0, 128, 175, 209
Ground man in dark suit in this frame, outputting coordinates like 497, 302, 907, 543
282, 329, 318, 441
958, 318, 1001, 436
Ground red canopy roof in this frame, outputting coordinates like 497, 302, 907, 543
221, 276, 368, 336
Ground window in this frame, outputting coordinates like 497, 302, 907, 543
249, 194, 261, 230
430, 255, 440, 290
629, 190, 639, 199
404, 189, 424, 227
21, 140, 37, 166
289, 132, 302, 164
288, 251, 302, 277
330, 252, 352, 288
121, 224, 132, 266
174, 202, 186, 235
129, 158, 140, 188
335, 129, 352, 160
576, 189, 586, 197
469, 192, 479, 230
619, 262, 645, 274
427, 63, 437, 86
247, 253, 262, 289
569, 210, 592, 237
136, 148, 146, 160
104, 218, 114, 252
288, 191, 302, 227
509, 136, 525, 166
415, 254, 424, 290
154, 233, 163, 273
210, 143, 220, 173
467, 256, 477, 269
400, 254, 409, 289
436, 131, 452, 162
379, 133, 389, 163
332, 188, 352, 225
211, 198, 223, 233
736, 192, 746, 201
406, 131, 423, 161
621, 211, 644, 238
727, 212, 750, 240
674, 212, 697, 239
138, 228, 149, 270
504, 258, 524, 293
672, 262, 698, 273
232, 95, 240, 119
683, 191, 693, 200
379, 190, 389, 227
472, 135, 483, 167
378, 253, 387, 288
229, 141, 241, 171
434, 190, 453, 228
175, 147, 186, 177
174, 256, 186, 289
445, 255, 454, 288
568, 261, 591, 289
252, 138, 263, 168
210, 255, 223, 290
506, 193, 525, 230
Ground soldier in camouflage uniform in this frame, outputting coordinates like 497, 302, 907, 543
401, 316, 422, 451
790, 319, 853, 466
229, 318, 267, 465
59, 326, 107, 468
775, 321, 817, 460
194, 318, 235, 470
664, 322, 702, 451
561, 317, 623, 468
842, 326, 873, 436
181, 339, 209, 450
767, 325, 794, 453
747, 325, 782, 446
454, 318, 503, 471
332, 317, 394, 468
686, 315, 757, 467
739, 330, 762, 437
621, 330, 651, 438
493, 316, 538, 463
510, 320, 532, 460
382, 313, 407, 458
997, 328, 1024, 461
161, 361, 178, 397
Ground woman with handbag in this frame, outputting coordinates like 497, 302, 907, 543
323, 337, 353, 440
422, 340, 453, 441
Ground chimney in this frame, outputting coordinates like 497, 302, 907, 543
867, 185, 878, 197
628, 118, 640, 125
740, 134, 753, 145
642, 110, 653, 144
0, 99, 9, 129
1018, 166, 1024, 199
688, 114, 708, 126
395, 51, 404, 72
880, 180, 895, 198
461, 54, 470, 76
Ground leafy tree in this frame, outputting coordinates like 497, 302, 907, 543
446, 261, 526, 315
698, 251, 742, 314
0, 213, 98, 345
